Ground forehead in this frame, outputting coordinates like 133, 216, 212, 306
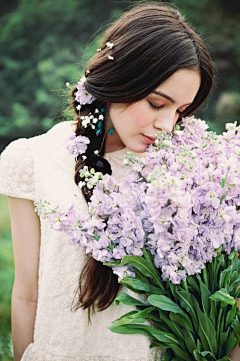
154, 69, 201, 104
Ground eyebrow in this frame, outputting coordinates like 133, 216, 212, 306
152, 90, 192, 107
152, 90, 175, 103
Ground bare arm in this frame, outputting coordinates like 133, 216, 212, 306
8, 197, 40, 361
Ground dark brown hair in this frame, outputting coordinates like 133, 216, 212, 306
72, 2, 214, 315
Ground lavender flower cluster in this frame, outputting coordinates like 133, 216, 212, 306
36, 117, 240, 284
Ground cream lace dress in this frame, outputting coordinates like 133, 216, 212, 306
0, 122, 164, 361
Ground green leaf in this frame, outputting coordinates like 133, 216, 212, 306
110, 307, 155, 328
148, 294, 187, 316
121, 255, 163, 288
109, 324, 152, 337
187, 275, 200, 294
175, 289, 198, 326
119, 323, 179, 346
197, 274, 212, 316
232, 255, 240, 274
210, 299, 217, 327
200, 350, 216, 360
158, 310, 185, 347
114, 292, 145, 307
193, 298, 217, 354
120, 276, 167, 295
220, 329, 229, 346
226, 303, 237, 327
210, 289, 236, 306
219, 268, 232, 289
228, 273, 240, 295
217, 357, 232, 361
225, 333, 239, 356
164, 349, 175, 361
232, 322, 240, 336
169, 312, 194, 333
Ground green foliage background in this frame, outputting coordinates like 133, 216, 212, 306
0, 0, 239, 360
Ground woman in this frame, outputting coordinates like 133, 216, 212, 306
0, 3, 239, 360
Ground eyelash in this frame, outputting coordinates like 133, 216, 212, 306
149, 102, 184, 115
149, 102, 164, 111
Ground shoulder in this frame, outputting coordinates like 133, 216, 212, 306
0, 138, 32, 166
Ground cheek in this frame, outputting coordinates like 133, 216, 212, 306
128, 104, 151, 127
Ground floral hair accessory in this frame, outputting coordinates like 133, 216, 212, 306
106, 41, 114, 49
78, 166, 103, 189
63, 133, 90, 157
107, 55, 114, 61
74, 76, 96, 105
80, 107, 105, 135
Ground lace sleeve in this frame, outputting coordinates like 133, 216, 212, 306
0, 139, 36, 200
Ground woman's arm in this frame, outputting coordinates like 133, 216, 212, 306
8, 197, 40, 361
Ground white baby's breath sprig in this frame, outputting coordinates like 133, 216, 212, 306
106, 42, 114, 49
107, 55, 114, 61
78, 166, 103, 189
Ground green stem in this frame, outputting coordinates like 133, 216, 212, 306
202, 266, 209, 288
181, 280, 189, 292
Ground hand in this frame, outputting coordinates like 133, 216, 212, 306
228, 344, 240, 361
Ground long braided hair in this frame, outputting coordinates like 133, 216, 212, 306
71, 2, 214, 314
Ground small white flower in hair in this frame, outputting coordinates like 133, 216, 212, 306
78, 181, 86, 188
76, 104, 81, 111
97, 48, 101, 52
108, 55, 114, 61
94, 150, 99, 155
86, 69, 90, 75
99, 114, 104, 120
106, 42, 114, 49
82, 155, 87, 160
66, 82, 70, 87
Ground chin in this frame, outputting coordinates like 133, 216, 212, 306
128, 145, 148, 154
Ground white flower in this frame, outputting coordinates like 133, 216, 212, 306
82, 155, 87, 160
94, 150, 99, 155
97, 48, 101, 52
78, 181, 85, 188
66, 82, 70, 87
108, 55, 114, 61
106, 42, 114, 49
76, 104, 81, 111
86, 69, 90, 74
99, 114, 104, 120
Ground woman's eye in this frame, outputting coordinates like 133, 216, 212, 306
149, 102, 164, 111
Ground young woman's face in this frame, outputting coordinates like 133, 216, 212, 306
106, 69, 201, 153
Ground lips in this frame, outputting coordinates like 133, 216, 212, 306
142, 134, 156, 144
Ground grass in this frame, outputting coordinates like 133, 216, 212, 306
0, 195, 14, 361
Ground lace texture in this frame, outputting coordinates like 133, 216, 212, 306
22, 343, 164, 361
0, 139, 36, 200
0, 122, 164, 361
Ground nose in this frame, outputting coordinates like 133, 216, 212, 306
153, 111, 178, 133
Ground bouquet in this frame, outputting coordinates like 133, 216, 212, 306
36, 117, 240, 361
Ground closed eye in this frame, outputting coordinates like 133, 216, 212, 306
149, 102, 164, 111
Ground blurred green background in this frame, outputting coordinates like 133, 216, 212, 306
0, 0, 239, 359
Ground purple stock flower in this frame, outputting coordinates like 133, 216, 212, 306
74, 77, 96, 105
63, 133, 90, 156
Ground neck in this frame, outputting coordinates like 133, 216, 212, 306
105, 131, 125, 153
